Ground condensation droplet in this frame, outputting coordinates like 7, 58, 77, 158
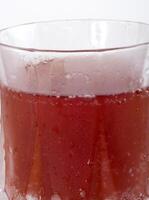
83, 94, 95, 98
145, 68, 149, 75
79, 188, 86, 198
84, 75, 90, 82
0, 189, 8, 200
141, 153, 149, 162
85, 179, 88, 183
68, 95, 76, 99
127, 152, 131, 157
51, 193, 62, 200
26, 194, 40, 200
87, 159, 90, 165
11, 75, 16, 80
65, 74, 72, 80
128, 168, 134, 177
8, 147, 13, 154
42, 60, 48, 64
146, 178, 149, 197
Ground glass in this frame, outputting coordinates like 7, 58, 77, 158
0, 19, 149, 200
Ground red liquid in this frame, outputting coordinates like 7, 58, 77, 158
1, 86, 149, 200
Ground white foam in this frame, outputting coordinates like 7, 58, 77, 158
0, 45, 148, 96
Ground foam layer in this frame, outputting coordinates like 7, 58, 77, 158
0, 45, 148, 96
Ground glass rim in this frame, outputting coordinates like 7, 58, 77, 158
0, 18, 149, 53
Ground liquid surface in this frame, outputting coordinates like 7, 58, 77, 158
1, 86, 149, 200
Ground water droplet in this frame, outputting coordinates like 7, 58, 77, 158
51, 193, 62, 200
84, 94, 95, 98
141, 153, 149, 162
11, 75, 16, 80
79, 189, 86, 198
26, 194, 39, 200
0, 188, 7, 200
146, 178, 149, 197
127, 152, 131, 157
145, 68, 149, 75
68, 95, 76, 99
87, 159, 91, 165
122, 98, 127, 103
84, 75, 90, 83
93, 99, 100, 106
9, 147, 13, 154
129, 168, 132, 173
136, 88, 143, 95
128, 168, 134, 177
42, 60, 48, 64
65, 74, 72, 80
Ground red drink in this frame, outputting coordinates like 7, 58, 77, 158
0, 19, 149, 200
1, 85, 149, 200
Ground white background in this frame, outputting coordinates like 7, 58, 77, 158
0, 0, 148, 29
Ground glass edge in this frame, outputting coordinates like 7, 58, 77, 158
0, 18, 149, 53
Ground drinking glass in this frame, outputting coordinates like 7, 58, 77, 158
0, 19, 149, 200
